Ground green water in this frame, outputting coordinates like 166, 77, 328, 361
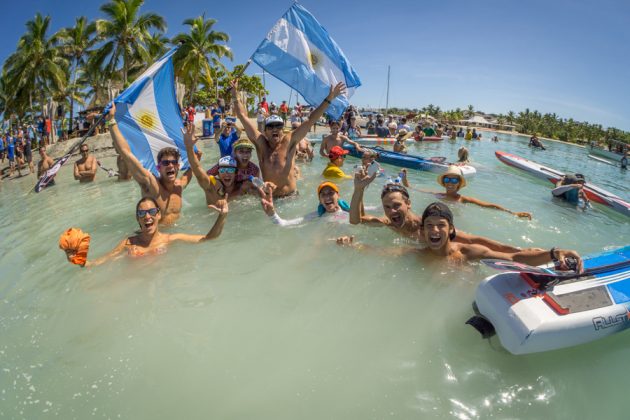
0, 133, 628, 419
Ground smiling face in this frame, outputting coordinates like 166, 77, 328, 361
136, 199, 161, 234
234, 147, 252, 165
264, 123, 284, 145
158, 153, 179, 182
421, 215, 453, 251
381, 192, 411, 228
218, 167, 237, 186
442, 176, 462, 194
318, 186, 340, 212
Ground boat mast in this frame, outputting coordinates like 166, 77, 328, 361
385, 65, 390, 115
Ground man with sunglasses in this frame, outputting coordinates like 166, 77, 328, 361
37, 145, 55, 179
349, 168, 526, 252
73, 144, 97, 183
231, 79, 347, 197
183, 125, 266, 206
106, 103, 194, 225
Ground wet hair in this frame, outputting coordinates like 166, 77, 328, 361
135, 196, 160, 214
421, 202, 456, 240
157, 147, 180, 162
457, 147, 469, 162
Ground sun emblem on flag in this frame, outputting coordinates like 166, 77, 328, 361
137, 110, 156, 130
309, 51, 320, 69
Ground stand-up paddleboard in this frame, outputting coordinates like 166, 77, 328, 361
467, 246, 630, 354
344, 145, 476, 177
495, 151, 630, 217
588, 154, 617, 167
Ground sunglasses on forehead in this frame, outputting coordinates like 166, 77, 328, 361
381, 184, 409, 199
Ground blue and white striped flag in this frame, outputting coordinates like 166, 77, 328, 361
113, 47, 189, 176
252, 3, 361, 120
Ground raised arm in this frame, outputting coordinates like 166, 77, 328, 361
290, 82, 347, 147
230, 80, 261, 146
462, 244, 583, 272
350, 168, 383, 225
182, 124, 212, 191
106, 104, 159, 195
461, 195, 532, 219
170, 199, 229, 243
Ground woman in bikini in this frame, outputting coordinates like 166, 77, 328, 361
64, 196, 228, 267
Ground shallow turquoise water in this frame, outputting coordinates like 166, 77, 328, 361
0, 131, 628, 419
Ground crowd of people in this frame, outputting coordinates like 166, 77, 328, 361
51, 79, 584, 273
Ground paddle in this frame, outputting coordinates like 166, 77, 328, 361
482, 256, 630, 280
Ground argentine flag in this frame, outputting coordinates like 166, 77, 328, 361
113, 47, 190, 176
252, 3, 361, 120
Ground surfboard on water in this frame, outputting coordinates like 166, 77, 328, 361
495, 150, 630, 217
343, 144, 476, 176
469, 246, 630, 354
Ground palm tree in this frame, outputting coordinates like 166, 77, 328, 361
58, 16, 98, 134
172, 15, 233, 103
466, 104, 474, 117
96, 0, 166, 87
3, 13, 67, 118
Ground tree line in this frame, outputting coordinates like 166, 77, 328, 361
385, 104, 629, 145
0, 0, 266, 133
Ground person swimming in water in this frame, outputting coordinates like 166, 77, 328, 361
63, 196, 228, 267
457, 147, 470, 164
404, 166, 532, 219
349, 167, 528, 252
529, 135, 546, 150
393, 129, 411, 153
260, 181, 354, 226
552, 173, 591, 209
338, 202, 582, 271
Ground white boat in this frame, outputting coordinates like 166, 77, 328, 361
468, 246, 630, 354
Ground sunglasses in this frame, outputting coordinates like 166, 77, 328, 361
218, 167, 237, 174
160, 159, 179, 166
442, 176, 461, 184
137, 208, 159, 218
381, 184, 409, 199
266, 124, 284, 129
80, 149, 88, 153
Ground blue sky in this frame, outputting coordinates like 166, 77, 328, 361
2, 0, 630, 130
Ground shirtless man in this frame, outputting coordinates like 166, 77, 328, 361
338, 202, 582, 271
73, 144, 97, 182
113, 140, 132, 181
107, 103, 193, 225
183, 124, 264, 205
37, 146, 55, 178
418, 202, 581, 268
319, 119, 362, 157
231, 79, 346, 197
349, 168, 527, 252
